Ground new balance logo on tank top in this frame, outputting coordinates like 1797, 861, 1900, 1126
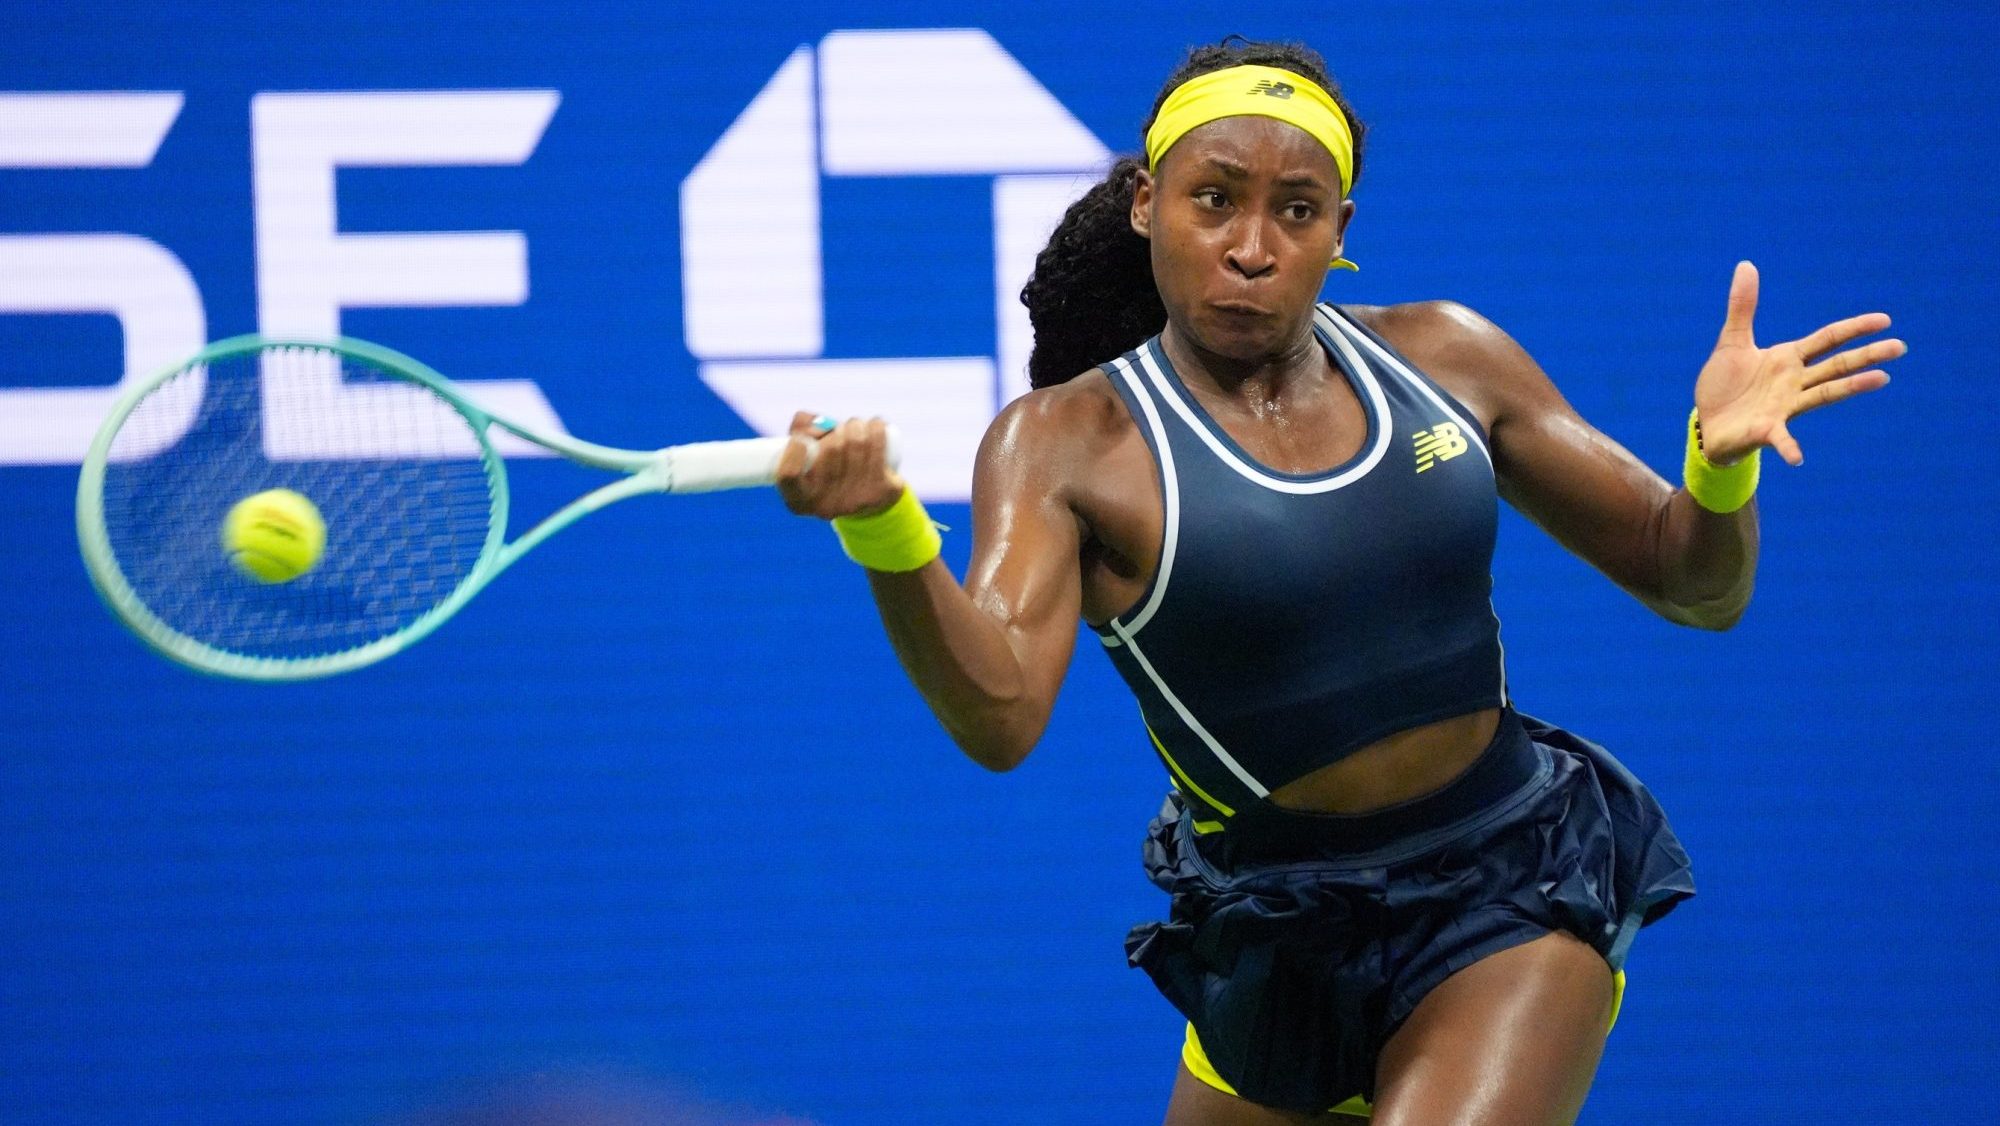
1096, 303, 1507, 821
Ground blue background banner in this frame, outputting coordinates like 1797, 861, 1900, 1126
4, 3, 1995, 1122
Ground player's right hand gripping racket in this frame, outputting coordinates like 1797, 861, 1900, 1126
76, 335, 891, 681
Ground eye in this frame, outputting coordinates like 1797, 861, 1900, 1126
1283, 201, 1317, 222
1194, 187, 1229, 209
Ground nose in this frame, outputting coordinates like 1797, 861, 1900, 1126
1225, 215, 1278, 279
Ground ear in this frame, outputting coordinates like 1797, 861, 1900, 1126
1129, 168, 1154, 239
1331, 197, 1356, 258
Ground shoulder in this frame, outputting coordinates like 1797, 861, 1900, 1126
1337, 300, 1559, 426
983, 368, 1131, 455
975, 367, 1136, 489
1341, 300, 1525, 371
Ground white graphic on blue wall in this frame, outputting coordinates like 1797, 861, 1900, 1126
681, 29, 1111, 500
0, 90, 572, 465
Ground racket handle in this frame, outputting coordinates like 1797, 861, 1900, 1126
658, 426, 903, 493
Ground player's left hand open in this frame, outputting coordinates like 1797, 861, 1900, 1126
1692, 261, 1905, 466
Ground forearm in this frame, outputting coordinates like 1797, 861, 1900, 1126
1649, 489, 1759, 630
778, 398, 1086, 771
1494, 413, 1760, 631
864, 563, 1050, 770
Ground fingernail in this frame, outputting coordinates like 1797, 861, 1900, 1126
810, 415, 835, 433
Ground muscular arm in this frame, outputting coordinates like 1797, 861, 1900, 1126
1375, 301, 1757, 630
780, 393, 1092, 771
1491, 363, 1758, 630
870, 397, 1086, 768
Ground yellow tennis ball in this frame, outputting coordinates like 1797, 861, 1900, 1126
222, 488, 326, 583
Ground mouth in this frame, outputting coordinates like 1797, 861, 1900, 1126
1209, 300, 1275, 317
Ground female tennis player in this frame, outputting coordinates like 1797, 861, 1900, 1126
775, 38, 1901, 1124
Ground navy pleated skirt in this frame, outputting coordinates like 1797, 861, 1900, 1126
1124, 708, 1694, 1112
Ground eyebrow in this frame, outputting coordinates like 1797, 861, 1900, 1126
1195, 155, 1252, 179
1191, 156, 1329, 192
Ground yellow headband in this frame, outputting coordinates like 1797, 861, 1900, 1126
1144, 64, 1358, 271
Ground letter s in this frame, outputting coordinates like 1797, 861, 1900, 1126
0, 93, 207, 465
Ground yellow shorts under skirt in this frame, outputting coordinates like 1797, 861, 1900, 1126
1181, 969, 1628, 1117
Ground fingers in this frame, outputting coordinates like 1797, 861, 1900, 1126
1793, 312, 1895, 363
776, 435, 815, 477
775, 413, 832, 512
858, 417, 891, 489
787, 411, 837, 438
1769, 420, 1804, 467
775, 412, 900, 518
1795, 370, 1891, 417
1718, 260, 1759, 346
1800, 334, 1905, 385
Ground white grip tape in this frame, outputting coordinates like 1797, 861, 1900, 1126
660, 427, 902, 493
661, 437, 793, 493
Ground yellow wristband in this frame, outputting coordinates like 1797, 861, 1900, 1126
1684, 408, 1760, 514
832, 486, 942, 572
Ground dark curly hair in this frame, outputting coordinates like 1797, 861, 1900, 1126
1018, 38, 1366, 389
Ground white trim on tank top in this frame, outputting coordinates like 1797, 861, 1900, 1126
1320, 304, 1492, 467
1131, 306, 1393, 495
1099, 309, 1385, 647
1097, 353, 1181, 648
1108, 616, 1271, 797
1098, 308, 1510, 776
1323, 304, 1509, 702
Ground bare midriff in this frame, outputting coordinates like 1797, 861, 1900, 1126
1265, 707, 1503, 814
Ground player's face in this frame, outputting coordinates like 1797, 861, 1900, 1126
1132, 117, 1353, 363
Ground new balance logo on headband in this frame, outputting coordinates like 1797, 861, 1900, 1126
1250, 79, 1295, 98
1413, 423, 1469, 473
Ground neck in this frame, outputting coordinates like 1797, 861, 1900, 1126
1160, 318, 1326, 405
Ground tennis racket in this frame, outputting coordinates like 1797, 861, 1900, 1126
76, 334, 886, 681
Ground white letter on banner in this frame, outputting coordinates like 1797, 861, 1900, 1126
684, 30, 1109, 500
681, 46, 821, 361
0, 93, 207, 466
251, 90, 567, 459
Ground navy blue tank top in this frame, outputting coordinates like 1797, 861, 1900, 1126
1095, 303, 1507, 818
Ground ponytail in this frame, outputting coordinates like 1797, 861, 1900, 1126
1020, 157, 1163, 389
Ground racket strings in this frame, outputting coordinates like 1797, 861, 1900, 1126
99, 347, 498, 662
